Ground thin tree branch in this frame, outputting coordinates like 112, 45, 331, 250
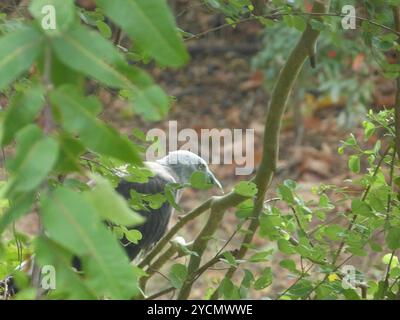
184, 10, 400, 42
208, 0, 331, 300
140, 243, 178, 291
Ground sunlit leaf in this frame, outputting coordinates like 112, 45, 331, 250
0, 85, 45, 146
85, 175, 144, 226
29, 0, 75, 35
50, 85, 142, 164
41, 186, 140, 299
0, 26, 43, 91
96, 0, 189, 67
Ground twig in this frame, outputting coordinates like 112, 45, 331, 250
140, 243, 178, 292
145, 287, 175, 300
291, 206, 313, 247
382, 250, 397, 299
276, 263, 314, 300
184, 10, 400, 42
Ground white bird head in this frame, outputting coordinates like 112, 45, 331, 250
157, 150, 223, 191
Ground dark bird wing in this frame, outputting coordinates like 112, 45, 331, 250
115, 162, 178, 261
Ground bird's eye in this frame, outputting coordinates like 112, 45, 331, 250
198, 163, 206, 170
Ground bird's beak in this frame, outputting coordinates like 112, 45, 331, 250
208, 171, 224, 194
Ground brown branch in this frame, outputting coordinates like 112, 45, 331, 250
208, 0, 331, 300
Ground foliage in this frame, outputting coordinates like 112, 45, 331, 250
0, 0, 400, 301
0, 0, 188, 299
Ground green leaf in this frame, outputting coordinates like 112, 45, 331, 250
55, 134, 85, 173
254, 267, 272, 290
351, 199, 373, 217
51, 26, 169, 121
7, 125, 59, 193
51, 25, 126, 87
96, 20, 112, 39
0, 84, 45, 146
50, 85, 142, 164
391, 267, 400, 278
324, 224, 345, 241
386, 227, 400, 250
29, 0, 76, 34
190, 171, 213, 190
259, 209, 282, 239
319, 194, 334, 210
279, 259, 300, 274
40, 186, 140, 299
382, 253, 399, 268
277, 184, 295, 204
96, 0, 189, 67
125, 229, 142, 244
369, 241, 383, 252
169, 263, 188, 289
233, 181, 258, 197
363, 121, 375, 140
219, 277, 234, 298
310, 19, 325, 31
84, 175, 144, 226
35, 236, 96, 299
165, 184, 182, 212
292, 16, 307, 32
0, 26, 43, 91
0, 192, 35, 234
143, 193, 167, 210
222, 251, 237, 267
287, 279, 313, 298
248, 249, 274, 262
346, 246, 368, 257
348, 155, 360, 173
235, 199, 254, 219
240, 269, 254, 289
132, 84, 170, 121
342, 288, 361, 300
124, 165, 154, 183
277, 239, 296, 254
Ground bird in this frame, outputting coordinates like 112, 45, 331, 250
114, 150, 223, 260
1, 150, 222, 296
